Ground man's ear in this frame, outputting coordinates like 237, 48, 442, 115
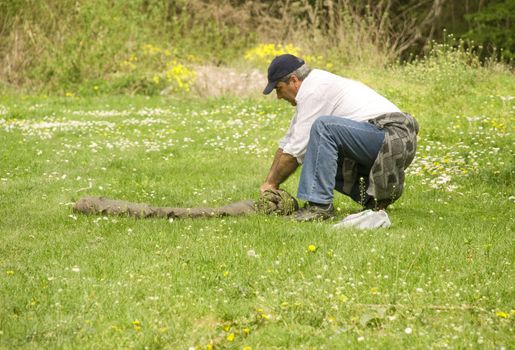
290, 75, 302, 90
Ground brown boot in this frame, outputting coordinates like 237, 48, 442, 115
292, 203, 335, 222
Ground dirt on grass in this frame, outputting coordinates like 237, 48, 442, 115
188, 65, 266, 97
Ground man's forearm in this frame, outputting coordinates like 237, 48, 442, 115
265, 149, 299, 188
267, 148, 284, 177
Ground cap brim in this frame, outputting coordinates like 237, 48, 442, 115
263, 81, 277, 95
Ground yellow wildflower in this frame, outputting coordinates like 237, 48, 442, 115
243, 327, 250, 335
370, 287, 379, 294
496, 311, 509, 318
226, 332, 235, 342
243, 346, 252, 350
308, 244, 317, 252
164, 61, 196, 92
6, 270, 14, 275
132, 320, 142, 331
244, 43, 302, 65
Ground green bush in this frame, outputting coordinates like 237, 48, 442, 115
464, 0, 515, 62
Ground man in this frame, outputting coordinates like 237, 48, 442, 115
261, 54, 419, 222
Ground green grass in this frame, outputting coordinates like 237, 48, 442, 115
0, 63, 514, 349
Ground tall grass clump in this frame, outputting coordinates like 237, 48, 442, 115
0, 0, 255, 95
400, 35, 483, 112
245, 0, 399, 69
394, 33, 513, 120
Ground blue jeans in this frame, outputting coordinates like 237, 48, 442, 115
297, 116, 385, 204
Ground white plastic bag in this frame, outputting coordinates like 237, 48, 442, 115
332, 209, 391, 230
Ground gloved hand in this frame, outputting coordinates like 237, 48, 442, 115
256, 189, 299, 216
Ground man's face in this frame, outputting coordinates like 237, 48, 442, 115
275, 76, 299, 106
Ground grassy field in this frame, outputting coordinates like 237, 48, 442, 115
0, 61, 514, 349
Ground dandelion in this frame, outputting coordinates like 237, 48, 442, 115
71, 266, 80, 273
370, 287, 378, 294
496, 311, 509, 319
6, 270, 14, 275
226, 333, 235, 342
243, 327, 250, 335
260, 313, 271, 320
223, 271, 229, 277
132, 320, 142, 331
308, 244, 317, 252
243, 346, 252, 350
404, 327, 413, 334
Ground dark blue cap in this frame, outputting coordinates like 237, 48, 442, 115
263, 54, 305, 95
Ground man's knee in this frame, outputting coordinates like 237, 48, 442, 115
311, 115, 334, 136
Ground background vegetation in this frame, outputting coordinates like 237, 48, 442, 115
0, 0, 513, 95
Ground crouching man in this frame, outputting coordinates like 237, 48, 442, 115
260, 54, 419, 222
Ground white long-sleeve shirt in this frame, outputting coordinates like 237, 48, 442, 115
279, 69, 401, 163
